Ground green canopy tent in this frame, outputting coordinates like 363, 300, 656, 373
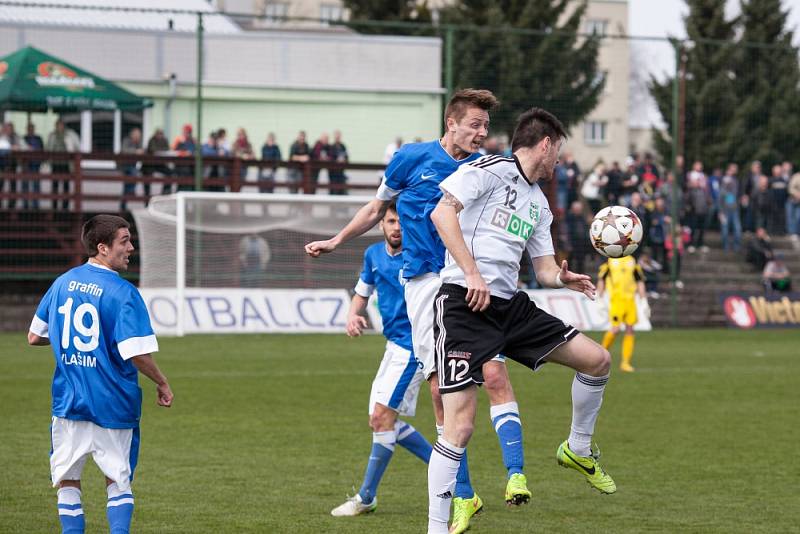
0, 45, 152, 112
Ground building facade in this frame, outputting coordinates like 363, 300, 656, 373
217, 0, 631, 170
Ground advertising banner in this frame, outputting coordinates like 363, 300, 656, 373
140, 288, 351, 335
142, 287, 651, 335
719, 291, 800, 329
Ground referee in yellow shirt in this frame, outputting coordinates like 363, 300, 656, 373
596, 256, 649, 372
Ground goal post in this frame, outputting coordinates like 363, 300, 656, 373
133, 192, 384, 336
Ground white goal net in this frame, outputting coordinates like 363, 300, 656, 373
132, 192, 383, 335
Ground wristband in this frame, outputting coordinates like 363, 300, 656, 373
554, 273, 565, 288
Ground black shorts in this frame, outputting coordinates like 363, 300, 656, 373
433, 283, 579, 393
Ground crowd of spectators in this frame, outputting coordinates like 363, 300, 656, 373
0, 121, 353, 209
554, 150, 800, 296
2, 120, 800, 284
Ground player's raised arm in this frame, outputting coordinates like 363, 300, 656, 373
431, 188, 490, 312
304, 198, 391, 257
131, 354, 174, 407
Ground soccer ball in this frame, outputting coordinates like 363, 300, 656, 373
589, 205, 643, 258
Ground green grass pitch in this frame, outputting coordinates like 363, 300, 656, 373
1, 329, 798, 533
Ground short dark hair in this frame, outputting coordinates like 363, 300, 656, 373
82, 215, 130, 256
510, 108, 567, 152
444, 89, 499, 129
384, 200, 398, 217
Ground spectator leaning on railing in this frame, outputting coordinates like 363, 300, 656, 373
143, 129, 171, 195
1, 122, 27, 209
288, 130, 310, 194
310, 132, 332, 195
45, 119, 80, 211
259, 133, 281, 194
231, 128, 255, 181
23, 122, 44, 210
328, 130, 349, 196
120, 128, 144, 211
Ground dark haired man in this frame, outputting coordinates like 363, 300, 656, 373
428, 107, 616, 534
306, 89, 531, 533
27, 214, 173, 534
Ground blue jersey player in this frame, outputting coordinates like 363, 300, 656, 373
306, 89, 531, 533
27, 215, 173, 534
331, 202, 434, 517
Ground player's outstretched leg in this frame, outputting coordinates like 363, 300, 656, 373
484, 360, 530, 506
106, 482, 134, 534
57, 485, 85, 534
548, 334, 617, 494
396, 420, 433, 462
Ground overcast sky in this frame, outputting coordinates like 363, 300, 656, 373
629, 0, 800, 42
627, 0, 800, 128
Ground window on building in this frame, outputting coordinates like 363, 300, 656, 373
593, 70, 609, 93
585, 19, 608, 36
584, 121, 608, 145
320, 3, 344, 22
263, 1, 288, 22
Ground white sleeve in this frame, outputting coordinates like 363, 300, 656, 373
117, 335, 159, 360
29, 315, 49, 337
525, 205, 555, 259
376, 177, 400, 201
354, 278, 375, 298
439, 166, 491, 208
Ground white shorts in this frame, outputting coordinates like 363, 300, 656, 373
50, 417, 139, 491
369, 341, 425, 417
405, 273, 504, 378
404, 273, 442, 379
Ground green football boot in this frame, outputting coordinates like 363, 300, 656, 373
505, 473, 532, 505
450, 493, 483, 534
556, 440, 617, 494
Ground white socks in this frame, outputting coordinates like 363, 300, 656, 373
569, 372, 609, 456
427, 438, 464, 534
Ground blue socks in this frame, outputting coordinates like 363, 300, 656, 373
106, 483, 134, 534
358, 430, 396, 505
396, 420, 433, 462
57, 483, 134, 534
491, 401, 524, 477
57, 487, 85, 534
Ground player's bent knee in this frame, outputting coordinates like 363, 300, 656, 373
369, 404, 397, 432
593, 347, 612, 376
482, 364, 515, 404
450, 422, 475, 447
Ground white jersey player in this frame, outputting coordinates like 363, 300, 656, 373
426, 108, 617, 534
